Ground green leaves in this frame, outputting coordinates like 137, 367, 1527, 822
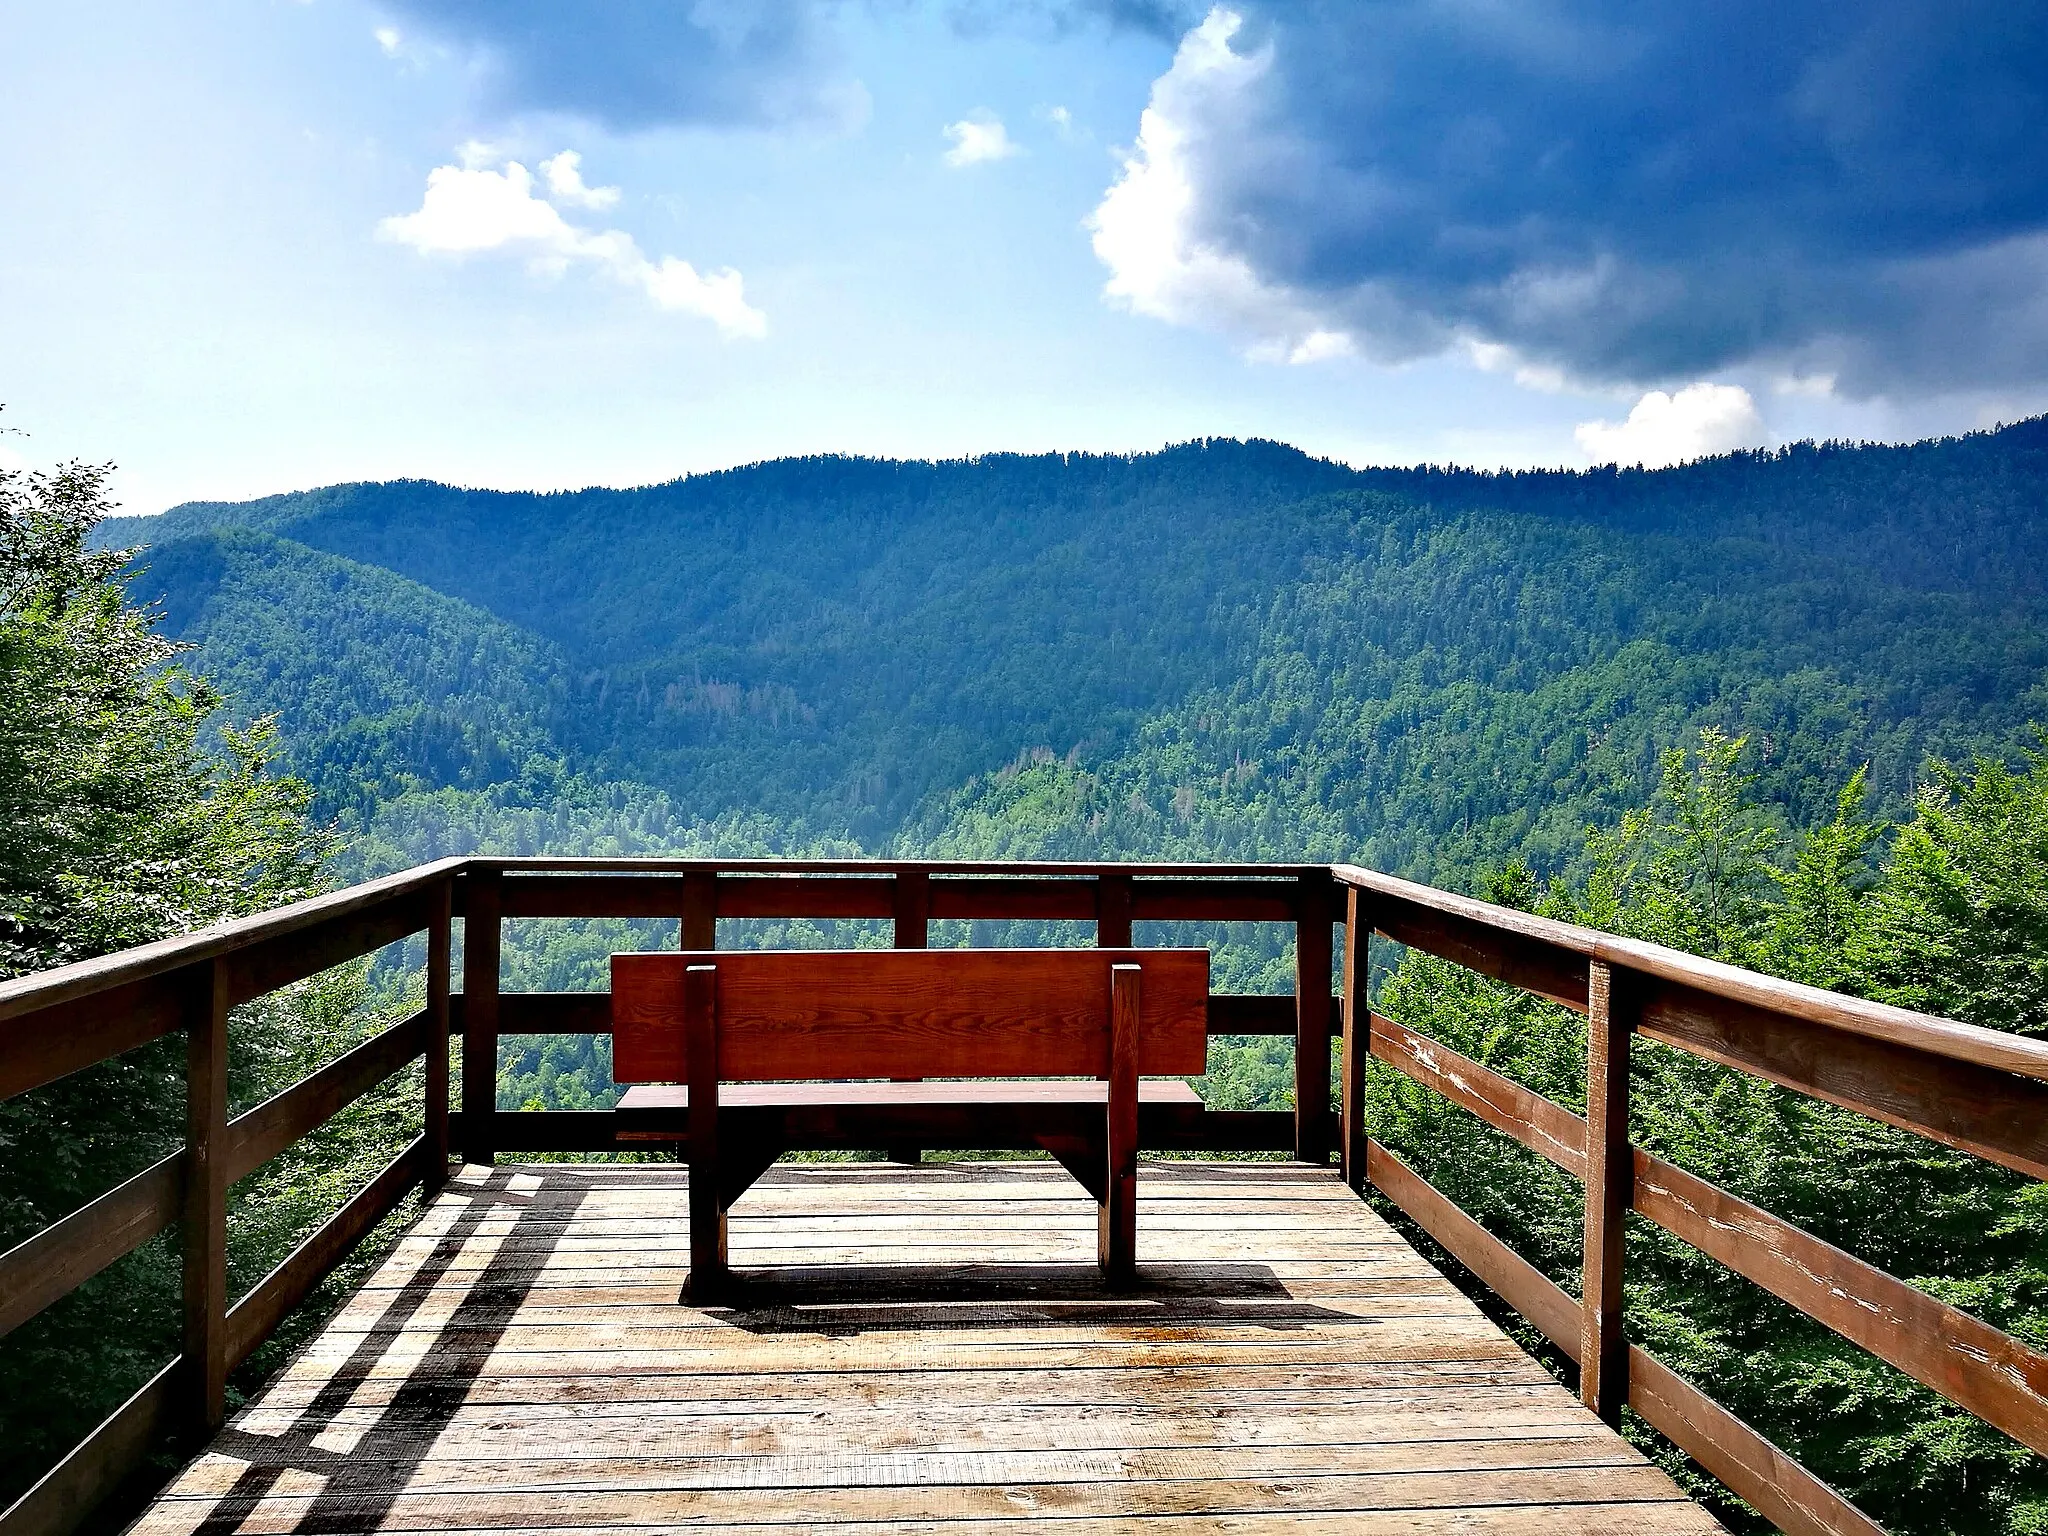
1371, 731, 2048, 1535
0, 452, 384, 1507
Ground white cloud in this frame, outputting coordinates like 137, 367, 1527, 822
641, 258, 767, 338
379, 161, 575, 254
1574, 383, 1766, 467
378, 153, 765, 338
1464, 339, 1569, 394
373, 26, 402, 56
540, 151, 620, 210
1087, 9, 1352, 366
942, 114, 1019, 167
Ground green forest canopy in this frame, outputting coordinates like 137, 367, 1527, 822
6, 418, 2044, 1531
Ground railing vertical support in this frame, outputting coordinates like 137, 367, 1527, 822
681, 870, 716, 952
1294, 872, 1335, 1165
1095, 872, 1134, 948
424, 876, 453, 1194
180, 957, 230, 1439
893, 871, 930, 948
888, 872, 932, 1164
1339, 889, 1368, 1192
1581, 958, 1633, 1423
461, 866, 501, 1168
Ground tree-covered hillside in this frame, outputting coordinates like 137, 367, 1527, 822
35, 421, 2048, 1535
101, 422, 2048, 887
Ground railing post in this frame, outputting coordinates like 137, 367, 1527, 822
1095, 872, 1134, 948
681, 870, 716, 952
888, 872, 931, 1165
1294, 871, 1334, 1165
893, 870, 930, 948
1339, 886, 1368, 1192
180, 957, 230, 1439
424, 875, 453, 1194
461, 866, 501, 1168
1581, 958, 1633, 1423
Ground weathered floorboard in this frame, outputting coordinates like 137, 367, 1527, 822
132, 1161, 1720, 1536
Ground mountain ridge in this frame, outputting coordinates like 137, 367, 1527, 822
94, 421, 2048, 887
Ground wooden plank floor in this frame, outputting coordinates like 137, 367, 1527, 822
133, 1161, 1722, 1535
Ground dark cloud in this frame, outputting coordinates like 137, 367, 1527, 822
380, 0, 1196, 131
381, 0, 856, 130
947, 0, 1201, 37
1103, 0, 2048, 391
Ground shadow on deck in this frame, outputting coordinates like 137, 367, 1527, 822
133, 1160, 1716, 1535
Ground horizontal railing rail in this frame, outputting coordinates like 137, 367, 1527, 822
0, 853, 2036, 1536
1331, 862, 2048, 1536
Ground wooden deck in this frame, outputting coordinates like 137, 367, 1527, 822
132, 1160, 1719, 1535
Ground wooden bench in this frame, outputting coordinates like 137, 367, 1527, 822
610, 948, 1211, 1297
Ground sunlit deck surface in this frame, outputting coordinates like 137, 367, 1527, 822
135, 1160, 1715, 1535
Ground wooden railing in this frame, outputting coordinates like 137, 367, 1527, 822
0, 858, 1338, 1536
2, 855, 2042, 1536
1334, 863, 2048, 1536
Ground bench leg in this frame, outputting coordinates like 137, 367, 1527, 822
684, 964, 727, 1303
1099, 963, 1140, 1288
1097, 1172, 1135, 1286
687, 1170, 728, 1303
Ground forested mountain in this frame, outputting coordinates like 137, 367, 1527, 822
100, 420, 2048, 885
33, 421, 2048, 1535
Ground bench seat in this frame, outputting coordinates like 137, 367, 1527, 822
616, 1078, 1204, 1142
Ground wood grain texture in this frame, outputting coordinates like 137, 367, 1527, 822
682, 872, 717, 951
0, 1153, 182, 1341
1369, 1014, 1588, 1177
223, 1012, 427, 1184
425, 888, 454, 1204
1364, 1139, 1582, 1360
0, 860, 463, 1027
1094, 874, 1134, 948
1340, 892, 1367, 1192
1628, 1347, 1883, 1536
0, 1361, 176, 1536
460, 991, 1334, 1039
612, 949, 1210, 1084
1636, 978, 2048, 1180
1578, 963, 1631, 1424
1334, 862, 2048, 1085
460, 869, 501, 1168
1293, 874, 1335, 1165
224, 1137, 426, 1368
0, 971, 189, 1103
426, 882, 453, 1192
1633, 1147, 2048, 1455
686, 964, 727, 1298
892, 873, 931, 950
128, 1160, 1719, 1536
1099, 966, 1140, 1283
180, 960, 230, 1437
220, 892, 433, 1008
932, 878, 1097, 923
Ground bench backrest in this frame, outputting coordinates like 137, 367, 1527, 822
611, 948, 1209, 1083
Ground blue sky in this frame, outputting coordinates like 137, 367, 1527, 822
4, 0, 2046, 512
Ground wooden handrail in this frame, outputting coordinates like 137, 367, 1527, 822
0, 859, 467, 1026
2, 853, 2041, 1536
1333, 862, 2048, 1083
1337, 868, 2048, 1535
